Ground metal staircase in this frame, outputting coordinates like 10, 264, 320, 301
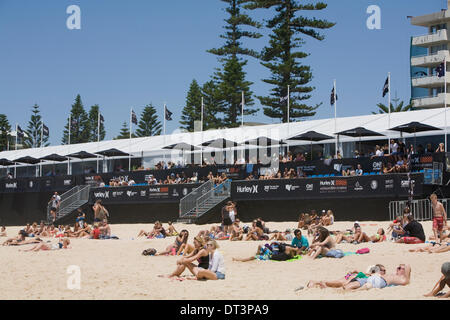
47, 185, 91, 224
178, 180, 231, 224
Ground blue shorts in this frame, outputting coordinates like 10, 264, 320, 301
356, 277, 368, 287
215, 271, 225, 280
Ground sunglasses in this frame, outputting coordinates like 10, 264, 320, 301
207, 243, 214, 247
397, 266, 405, 270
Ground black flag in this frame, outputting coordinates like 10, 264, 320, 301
42, 124, 49, 137
436, 62, 445, 78
99, 114, 105, 123
330, 87, 337, 105
165, 106, 173, 121
17, 125, 24, 138
131, 110, 138, 125
382, 77, 389, 97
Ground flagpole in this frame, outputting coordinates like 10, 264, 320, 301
388, 72, 391, 154
68, 115, 71, 175
201, 97, 204, 166
334, 80, 338, 158
129, 108, 132, 172
14, 123, 17, 178
445, 57, 448, 152
201, 97, 204, 132
97, 111, 100, 173
40, 120, 43, 177
163, 103, 167, 168
241, 91, 244, 127
287, 85, 290, 155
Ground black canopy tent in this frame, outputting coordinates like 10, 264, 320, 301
163, 143, 201, 166
95, 148, 130, 172
13, 156, 41, 177
336, 127, 385, 156
389, 122, 442, 151
39, 153, 68, 176
287, 131, 334, 160
0, 158, 15, 178
200, 138, 241, 165
242, 136, 287, 163
67, 151, 98, 174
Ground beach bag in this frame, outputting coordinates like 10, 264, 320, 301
325, 249, 344, 258
356, 248, 370, 254
142, 248, 157, 256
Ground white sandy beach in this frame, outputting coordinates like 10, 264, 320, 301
0, 220, 448, 300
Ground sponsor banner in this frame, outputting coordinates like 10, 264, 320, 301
231, 174, 424, 200
90, 183, 202, 204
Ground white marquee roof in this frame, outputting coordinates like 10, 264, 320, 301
1, 108, 449, 163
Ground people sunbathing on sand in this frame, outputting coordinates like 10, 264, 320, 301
335, 222, 362, 244
303, 265, 383, 290
308, 227, 336, 259
22, 238, 70, 252
357, 228, 386, 243
156, 230, 190, 256
137, 221, 166, 238
161, 236, 209, 279
245, 220, 266, 241
409, 239, 450, 253
229, 219, 244, 241
232, 242, 300, 262
2, 230, 42, 246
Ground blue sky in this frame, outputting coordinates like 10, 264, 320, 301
0, 0, 445, 145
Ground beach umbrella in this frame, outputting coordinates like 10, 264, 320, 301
242, 136, 287, 146
13, 156, 41, 164
200, 138, 241, 164
67, 151, 98, 174
39, 154, 68, 177
95, 148, 129, 157
287, 131, 334, 160
163, 143, 200, 166
40, 153, 68, 162
336, 127, 385, 155
13, 156, 41, 177
0, 158, 14, 166
389, 122, 442, 150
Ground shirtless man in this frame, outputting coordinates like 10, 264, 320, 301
358, 264, 411, 290
430, 194, 447, 243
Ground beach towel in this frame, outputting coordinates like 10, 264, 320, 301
325, 249, 344, 258
356, 248, 370, 254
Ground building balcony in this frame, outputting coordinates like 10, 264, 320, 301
412, 93, 450, 109
411, 11, 450, 27
412, 74, 450, 88
411, 50, 449, 68
412, 29, 449, 47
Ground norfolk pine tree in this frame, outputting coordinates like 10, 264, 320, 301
245, 0, 335, 122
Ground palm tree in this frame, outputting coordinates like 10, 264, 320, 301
372, 101, 412, 114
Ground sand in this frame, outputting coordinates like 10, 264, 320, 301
0, 221, 448, 300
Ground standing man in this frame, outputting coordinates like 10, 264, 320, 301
221, 203, 232, 235
430, 193, 447, 243
48, 192, 61, 222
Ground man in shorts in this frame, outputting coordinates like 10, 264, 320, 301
358, 264, 411, 290
395, 215, 425, 244
430, 193, 447, 243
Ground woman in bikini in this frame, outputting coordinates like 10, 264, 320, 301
22, 238, 71, 252
245, 220, 265, 241
156, 230, 189, 256
335, 223, 363, 244
357, 228, 386, 243
161, 236, 209, 279
309, 227, 336, 259
185, 240, 226, 280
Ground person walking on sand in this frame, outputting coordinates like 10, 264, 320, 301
430, 193, 447, 243
93, 200, 109, 223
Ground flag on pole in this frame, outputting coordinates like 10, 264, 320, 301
99, 114, 105, 123
165, 106, 173, 121
17, 125, 24, 138
131, 110, 138, 125
330, 87, 337, 105
42, 124, 49, 137
382, 77, 390, 97
436, 61, 446, 78
280, 95, 288, 103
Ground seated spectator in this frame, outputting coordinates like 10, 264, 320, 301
425, 143, 433, 154
355, 164, 363, 176
308, 227, 336, 259
390, 139, 399, 155
334, 151, 342, 159
395, 215, 425, 244
383, 162, 394, 174
354, 150, 360, 158
295, 153, 306, 162
374, 145, 384, 157
322, 210, 334, 226
291, 229, 309, 252
0, 226, 6, 237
